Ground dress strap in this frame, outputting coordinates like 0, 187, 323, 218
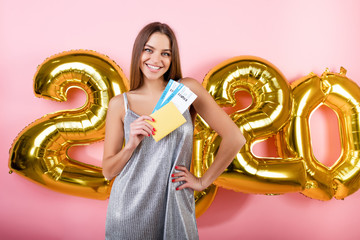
123, 92, 129, 113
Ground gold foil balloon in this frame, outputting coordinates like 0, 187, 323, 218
192, 135, 218, 217
195, 56, 306, 197
10, 50, 360, 217
9, 50, 128, 199
279, 68, 360, 200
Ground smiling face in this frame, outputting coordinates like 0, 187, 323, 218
140, 32, 172, 82
130, 22, 182, 90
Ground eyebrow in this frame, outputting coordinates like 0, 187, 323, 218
145, 44, 171, 52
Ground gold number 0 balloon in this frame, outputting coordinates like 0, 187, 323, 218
279, 68, 360, 200
194, 56, 307, 207
9, 50, 128, 199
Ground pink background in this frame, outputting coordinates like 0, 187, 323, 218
1, 0, 360, 239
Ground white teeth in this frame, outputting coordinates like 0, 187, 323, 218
147, 64, 160, 70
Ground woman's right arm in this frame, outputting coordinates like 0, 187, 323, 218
102, 95, 154, 180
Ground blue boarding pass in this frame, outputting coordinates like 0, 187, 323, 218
152, 80, 183, 113
152, 79, 197, 114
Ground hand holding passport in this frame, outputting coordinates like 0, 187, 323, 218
146, 80, 197, 142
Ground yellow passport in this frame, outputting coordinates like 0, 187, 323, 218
147, 102, 186, 142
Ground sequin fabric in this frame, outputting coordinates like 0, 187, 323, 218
105, 93, 198, 240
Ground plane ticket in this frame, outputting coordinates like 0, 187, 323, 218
152, 79, 197, 114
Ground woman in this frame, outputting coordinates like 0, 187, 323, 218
102, 22, 245, 240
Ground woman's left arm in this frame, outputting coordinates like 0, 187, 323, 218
173, 78, 246, 191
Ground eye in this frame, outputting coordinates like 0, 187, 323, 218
144, 48, 152, 53
162, 52, 171, 57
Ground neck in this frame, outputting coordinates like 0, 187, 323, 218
140, 77, 166, 94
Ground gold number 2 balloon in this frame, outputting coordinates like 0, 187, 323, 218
9, 50, 128, 200
195, 56, 306, 197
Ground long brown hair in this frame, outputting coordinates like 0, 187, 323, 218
130, 22, 182, 90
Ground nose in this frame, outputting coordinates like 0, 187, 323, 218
151, 52, 161, 64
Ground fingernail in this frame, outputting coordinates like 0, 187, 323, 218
171, 174, 175, 177
153, 128, 156, 132
172, 179, 175, 182
175, 166, 178, 169
176, 187, 179, 191
152, 118, 155, 122
148, 134, 150, 137
152, 131, 155, 135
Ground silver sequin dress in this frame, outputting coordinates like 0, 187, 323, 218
105, 93, 199, 240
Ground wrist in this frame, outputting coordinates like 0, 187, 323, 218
199, 176, 211, 190
123, 142, 137, 152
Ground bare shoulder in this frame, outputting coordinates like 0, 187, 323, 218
179, 77, 206, 95
107, 93, 126, 120
180, 77, 202, 88
108, 93, 125, 109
